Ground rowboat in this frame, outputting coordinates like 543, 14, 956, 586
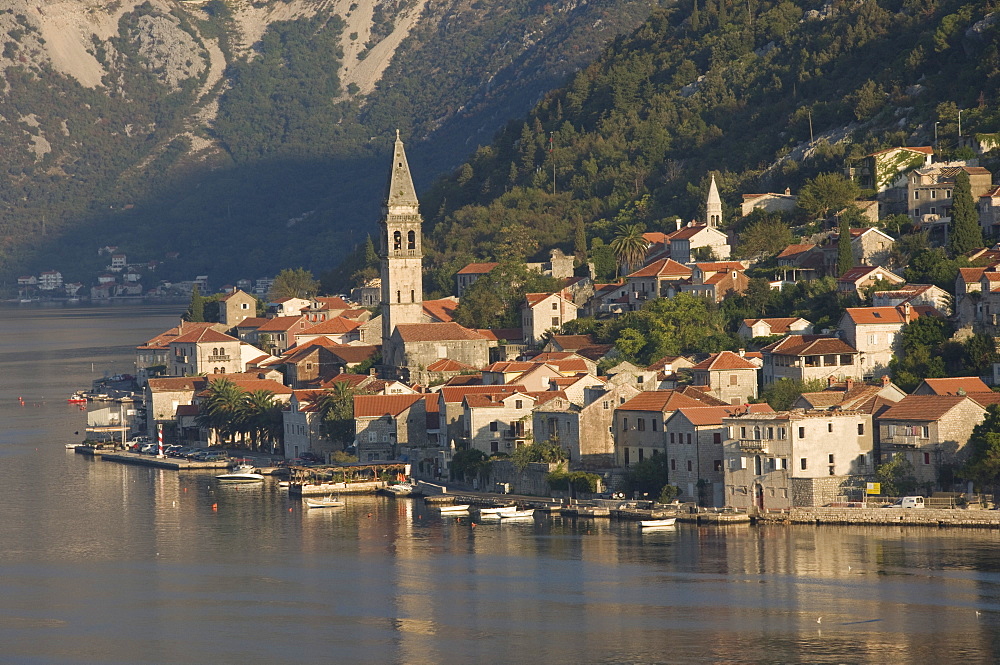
639, 518, 677, 528
436, 504, 470, 514
498, 509, 535, 520
477, 505, 517, 516
303, 496, 345, 509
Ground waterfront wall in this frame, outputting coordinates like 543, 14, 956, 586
761, 506, 1000, 528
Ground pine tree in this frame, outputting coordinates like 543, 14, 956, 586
691, 0, 700, 30
949, 170, 982, 255
363, 234, 378, 267
837, 216, 853, 277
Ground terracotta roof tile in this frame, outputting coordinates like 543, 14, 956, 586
456, 262, 499, 275
422, 298, 459, 323
256, 316, 309, 332
672, 403, 774, 426
439, 385, 525, 403
845, 305, 941, 325
878, 395, 982, 421
395, 322, 485, 342
617, 390, 705, 412
298, 318, 363, 335
627, 258, 692, 279
916, 377, 992, 395
147, 377, 209, 392
353, 394, 424, 418
741, 318, 808, 334
691, 351, 760, 371
426, 358, 478, 372
171, 328, 239, 344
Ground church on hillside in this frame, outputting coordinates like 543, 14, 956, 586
377, 132, 490, 383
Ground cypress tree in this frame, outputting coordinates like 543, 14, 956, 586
837, 216, 853, 277
949, 170, 982, 255
573, 215, 587, 264
363, 234, 378, 267
186, 284, 205, 322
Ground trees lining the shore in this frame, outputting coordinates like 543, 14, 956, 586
195, 378, 283, 452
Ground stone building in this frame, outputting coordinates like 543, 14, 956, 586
838, 304, 942, 378
688, 350, 760, 404
168, 328, 245, 376
876, 395, 986, 487
664, 404, 774, 506
218, 289, 258, 328
532, 382, 640, 470
722, 410, 875, 510
613, 390, 705, 468
737, 317, 813, 340
760, 335, 862, 386
463, 391, 542, 456
353, 393, 428, 463
144, 376, 208, 437
455, 262, 498, 297
907, 163, 993, 221
521, 291, 578, 347
386, 323, 490, 384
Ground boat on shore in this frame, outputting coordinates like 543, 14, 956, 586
303, 496, 345, 509
639, 518, 677, 528
215, 463, 265, 483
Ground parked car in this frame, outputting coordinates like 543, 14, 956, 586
169, 446, 192, 458
139, 443, 157, 455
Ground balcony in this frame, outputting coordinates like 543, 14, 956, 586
738, 439, 769, 454
881, 434, 920, 448
207, 355, 231, 362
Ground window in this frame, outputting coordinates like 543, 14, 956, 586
670, 459, 676, 470
623, 418, 628, 430
491, 441, 499, 453
407, 230, 416, 250
800, 458, 807, 470
740, 426, 747, 438
828, 454, 835, 464
729, 374, 738, 386
931, 189, 937, 199
921, 426, 929, 438
490, 421, 498, 432
768, 458, 776, 470
858, 423, 864, 435
924, 452, 931, 465
652, 419, 658, 432
603, 401, 609, 410
914, 191, 920, 200
780, 458, 787, 470
515, 400, 523, 409
393, 230, 401, 250
411, 290, 415, 302
638, 448, 644, 462
840, 355, 854, 365
828, 423, 833, 433
686, 433, 692, 445
551, 302, 558, 310
713, 432, 721, 444
740, 457, 747, 469
637, 418, 645, 431
714, 460, 722, 472
687, 460, 692, 472
670, 432, 675, 443
798, 427, 805, 438
551, 317, 560, 327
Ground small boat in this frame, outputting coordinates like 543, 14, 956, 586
215, 463, 265, 483
436, 504, 471, 514
303, 496, 345, 509
380, 482, 415, 497
477, 505, 517, 516
639, 518, 677, 528
498, 509, 535, 520
67, 392, 87, 405
65, 443, 80, 450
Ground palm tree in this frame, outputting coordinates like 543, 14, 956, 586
315, 382, 357, 448
609, 223, 650, 277
196, 378, 244, 446
243, 389, 282, 452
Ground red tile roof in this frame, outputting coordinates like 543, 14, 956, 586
171, 327, 239, 344
439, 385, 526, 403
878, 395, 981, 421
627, 258, 692, 279
742, 318, 809, 334
764, 335, 858, 356
837, 266, 902, 284
959, 267, 988, 283
234, 317, 269, 329
353, 394, 424, 418
422, 298, 459, 323
457, 262, 499, 275
395, 322, 485, 342
617, 390, 705, 412
678, 386, 730, 406
691, 351, 759, 371
476, 328, 523, 342
673, 403, 774, 426
147, 377, 209, 392
916, 377, 992, 395
298, 318, 363, 335
256, 316, 308, 332
777, 243, 816, 259
524, 292, 570, 308
844, 305, 941, 325
176, 404, 199, 416
426, 358, 478, 372
327, 345, 379, 363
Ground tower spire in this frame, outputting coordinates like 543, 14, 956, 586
706, 173, 722, 227
387, 131, 419, 213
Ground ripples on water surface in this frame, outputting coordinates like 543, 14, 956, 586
1, 304, 999, 664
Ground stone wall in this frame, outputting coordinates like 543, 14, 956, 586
790, 476, 857, 507
780, 506, 1000, 528
488, 460, 559, 496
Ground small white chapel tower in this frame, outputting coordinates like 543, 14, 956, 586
706, 173, 722, 228
380, 131, 425, 350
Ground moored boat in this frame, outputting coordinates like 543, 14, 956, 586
436, 504, 471, 514
498, 509, 535, 520
639, 518, 677, 528
477, 505, 517, 516
303, 496, 345, 509
215, 463, 265, 483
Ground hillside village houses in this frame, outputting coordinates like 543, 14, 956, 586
131, 140, 1000, 508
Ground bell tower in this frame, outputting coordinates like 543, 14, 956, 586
706, 173, 722, 228
380, 131, 424, 351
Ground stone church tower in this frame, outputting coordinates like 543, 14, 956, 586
380, 131, 424, 354
706, 174, 722, 228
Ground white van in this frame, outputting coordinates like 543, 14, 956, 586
897, 496, 925, 509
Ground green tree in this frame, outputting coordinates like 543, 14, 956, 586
184, 284, 205, 322
609, 223, 649, 277
269, 268, 319, 300
511, 438, 567, 471
757, 378, 827, 411
623, 455, 671, 499
316, 382, 358, 447
195, 378, 244, 446
948, 170, 982, 255
960, 405, 1000, 498
888, 315, 951, 391
875, 455, 917, 497
734, 215, 793, 259
837, 215, 854, 276
454, 261, 561, 329
797, 173, 860, 220
450, 448, 492, 484
243, 389, 282, 452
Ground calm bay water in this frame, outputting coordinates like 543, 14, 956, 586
1, 303, 999, 663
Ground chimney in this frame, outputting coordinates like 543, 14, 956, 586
903, 302, 912, 321
845, 377, 854, 392
827, 376, 835, 388
785, 187, 791, 195
738, 348, 746, 357
881, 374, 890, 387
675, 218, 682, 231
370, 368, 376, 376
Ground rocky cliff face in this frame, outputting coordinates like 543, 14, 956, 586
0, 0, 665, 285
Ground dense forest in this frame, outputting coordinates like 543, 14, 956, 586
406, 0, 999, 295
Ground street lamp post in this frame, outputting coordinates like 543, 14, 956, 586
934, 121, 939, 151
958, 109, 963, 139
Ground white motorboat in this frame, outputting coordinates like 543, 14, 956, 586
639, 518, 677, 528
477, 505, 517, 516
215, 463, 265, 483
303, 496, 345, 509
436, 504, 471, 514
498, 509, 535, 520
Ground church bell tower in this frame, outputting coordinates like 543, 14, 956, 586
380, 131, 424, 351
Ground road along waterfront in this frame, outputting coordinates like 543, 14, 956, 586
2, 303, 1000, 663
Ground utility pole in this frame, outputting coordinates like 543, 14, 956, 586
549, 132, 556, 195
958, 109, 963, 139
934, 121, 939, 151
